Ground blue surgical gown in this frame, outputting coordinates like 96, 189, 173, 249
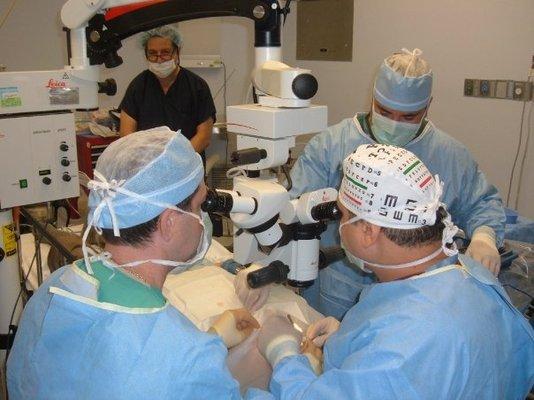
7, 262, 250, 400
268, 254, 534, 399
289, 115, 506, 318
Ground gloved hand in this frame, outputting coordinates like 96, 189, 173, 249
234, 264, 271, 312
466, 226, 501, 276
257, 314, 302, 368
209, 308, 260, 348
306, 317, 340, 348
301, 336, 323, 375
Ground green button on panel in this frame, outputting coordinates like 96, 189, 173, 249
19, 179, 28, 188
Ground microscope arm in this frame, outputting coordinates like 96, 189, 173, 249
61, 0, 283, 67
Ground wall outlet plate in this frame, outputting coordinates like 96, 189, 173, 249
513, 81, 525, 99
479, 80, 491, 96
180, 55, 223, 69
464, 79, 474, 96
513, 81, 533, 101
464, 78, 532, 101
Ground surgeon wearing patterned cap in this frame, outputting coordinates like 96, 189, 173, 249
7, 128, 262, 399
238, 48, 505, 320
254, 144, 534, 400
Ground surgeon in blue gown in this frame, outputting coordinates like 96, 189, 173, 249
256, 144, 534, 400
284, 48, 506, 319
7, 127, 269, 400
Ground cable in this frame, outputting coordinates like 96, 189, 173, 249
222, 62, 229, 166
226, 166, 248, 179
502, 284, 533, 315
3, 222, 47, 372
282, 164, 293, 191
0, 0, 19, 31
212, 63, 235, 101
514, 79, 533, 209
505, 99, 528, 207
211, 62, 234, 167
242, 83, 253, 104
252, 87, 258, 104
502, 284, 533, 301
64, 198, 82, 220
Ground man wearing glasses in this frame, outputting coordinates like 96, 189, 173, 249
119, 25, 216, 162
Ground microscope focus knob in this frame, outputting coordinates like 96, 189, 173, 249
292, 73, 318, 100
98, 78, 117, 96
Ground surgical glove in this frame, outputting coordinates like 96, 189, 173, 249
258, 315, 301, 368
209, 308, 260, 348
306, 317, 340, 348
301, 337, 323, 375
234, 264, 271, 312
466, 226, 500, 276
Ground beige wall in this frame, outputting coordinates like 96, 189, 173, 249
1, 0, 532, 218
281, 0, 534, 218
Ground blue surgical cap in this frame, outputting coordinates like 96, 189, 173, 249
140, 25, 183, 49
88, 127, 203, 230
373, 54, 433, 112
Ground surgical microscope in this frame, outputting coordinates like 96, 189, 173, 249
0, 1, 344, 351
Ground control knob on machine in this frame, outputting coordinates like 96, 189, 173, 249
42, 177, 52, 185
62, 173, 71, 182
61, 157, 70, 167
59, 142, 69, 152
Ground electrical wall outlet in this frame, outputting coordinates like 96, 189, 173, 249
180, 55, 223, 69
464, 78, 532, 101
513, 81, 532, 101
494, 80, 508, 99
479, 80, 491, 96
464, 79, 474, 96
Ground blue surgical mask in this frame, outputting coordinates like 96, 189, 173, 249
371, 107, 421, 146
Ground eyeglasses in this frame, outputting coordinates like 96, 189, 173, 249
146, 49, 175, 62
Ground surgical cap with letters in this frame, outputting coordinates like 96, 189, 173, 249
339, 144, 444, 229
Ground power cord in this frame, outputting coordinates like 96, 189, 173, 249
282, 164, 293, 191
513, 79, 533, 209
505, 99, 528, 206
221, 61, 229, 166
505, 75, 532, 207
0, 0, 20, 31
3, 222, 47, 375
212, 61, 234, 167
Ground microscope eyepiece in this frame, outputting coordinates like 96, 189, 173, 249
231, 148, 267, 166
247, 261, 289, 289
201, 189, 257, 215
310, 201, 341, 222
201, 189, 234, 213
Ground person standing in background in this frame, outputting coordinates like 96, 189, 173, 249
120, 25, 216, 162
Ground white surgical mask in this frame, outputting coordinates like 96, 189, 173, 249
130, 210, 211, 273
338, 220, 372, 274
83, 171, 211, 275
148, 59, 177, 79
338, 215, 457, 272
371, 106, 422, 147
